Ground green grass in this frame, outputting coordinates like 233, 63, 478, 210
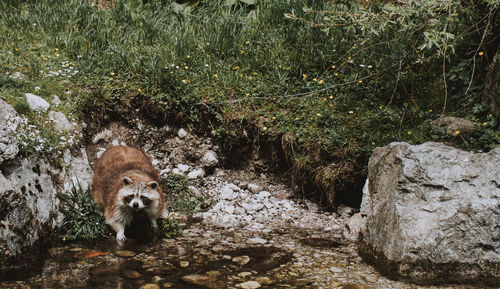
57, 184, 111, 241
1, 0, 498, 206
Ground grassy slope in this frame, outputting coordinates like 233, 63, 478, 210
1, 0, 498, 207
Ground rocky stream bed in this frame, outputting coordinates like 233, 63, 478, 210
1, 116, 498, 289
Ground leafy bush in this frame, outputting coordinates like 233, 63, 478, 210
58, 184, 111, 241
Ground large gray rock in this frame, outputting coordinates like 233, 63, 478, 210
0, 100, 20, 163
359, 142, 500, 286
0, 148, 92, 277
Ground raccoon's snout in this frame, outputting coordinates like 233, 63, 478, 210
133, 202, 139, 209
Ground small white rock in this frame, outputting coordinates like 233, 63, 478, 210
247, 237, 267, 245
187, 168, 204, 179
48, 111, 73, 132
112, 139, 120, 146
172, 168, 183, 175
241, 203, 264, 212
201, 150, 219, 167
255, 191, 271, 199
247, 183, 261, 194
178, 128, 188, 138
225, 183, 241, 192
220, 187, 237, 200
25, 93, 50, 112
236, 281, 261, 289
177, 164, 190, 172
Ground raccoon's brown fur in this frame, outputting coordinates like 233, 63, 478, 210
92, 145, 165, 242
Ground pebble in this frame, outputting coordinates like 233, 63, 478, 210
177, 164, 190, 172
236, 281, 261, 289
247, 183, 261, 193
220, 187, 238, 200
181, 274, 219, 289
178, 128, 188, 138
255, 191, 271, 199
187, 168, 204, 179
329, 266, 344, 273
141, 284, 160, 289
237, 272, 253, 277
232, 255, 250, 266
122, 269, 141, 279
201, 150, 219, 167
116, 250, 136, 257
247, 237, 267, 245
254, 277, 273, 285
179, 260, 189, 267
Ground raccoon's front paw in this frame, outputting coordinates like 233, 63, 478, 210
116, 232, 127, 243
151, 221, 159, 232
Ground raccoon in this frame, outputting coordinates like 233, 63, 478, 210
92, 145, 165, 243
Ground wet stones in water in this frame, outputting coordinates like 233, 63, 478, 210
140, 284, 160, 289
181, 274, 221, 289
89, 264, 120, 276
116, 250, 136, 257
122, 269, 142, 279
232, 255, 250, 266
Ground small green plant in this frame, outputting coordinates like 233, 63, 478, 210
58, 183, 111, 241
157, 217, 181, 239
165, 173, 214, 215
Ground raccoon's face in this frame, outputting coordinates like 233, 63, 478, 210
119, 176, 159, 211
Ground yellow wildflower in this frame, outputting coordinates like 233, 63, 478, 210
379, 105, 383, 109
313, 78, 318, 82
262, 126, 268, 131
358, 79, 363, 84
429, 109, 433, 112
479, 51, 484, 56
110, 72, 115, 76
349, 111, 354, 114
331, 65, 336, 69
302, 73, 307, 79
318, 80, 324, 84
181, 79, 189, 84
334, 73, 339, 76
316, 113, 322, 117
329, 95, 334, 99
483, 122, 488, 126
455, 130, 460, 135
407, 131, 412, 135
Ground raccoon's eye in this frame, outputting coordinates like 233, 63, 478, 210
141, 196, 151, 206
124, 195, 134, 203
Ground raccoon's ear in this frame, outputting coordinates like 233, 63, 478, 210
147, 181, 158, 189
122, 176, 133, 186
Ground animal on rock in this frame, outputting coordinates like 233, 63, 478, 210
92, 146, 165, 243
